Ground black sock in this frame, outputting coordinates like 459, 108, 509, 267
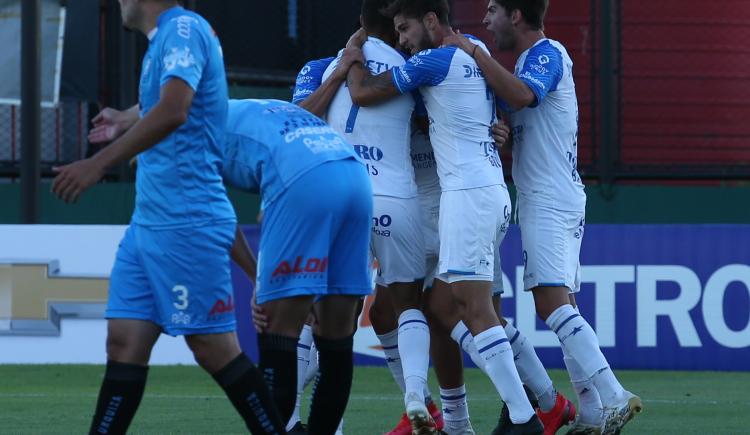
307, 334, 354, 435
88, 361, 148, 435
258, 334, 299, 424
213, 353, 286, 435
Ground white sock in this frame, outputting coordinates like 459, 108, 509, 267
398, 309, 430, 405
503, 322, 556, 412
335, 418, 344, 434
440, 385, 470, 424
562, 342, 602, 425
377, 328, 406, 393
546, 304, 625, 407
450, 321, 485, 371
304, 341, 318, 389
474, 325, 535, 424
286, 324, 314, 430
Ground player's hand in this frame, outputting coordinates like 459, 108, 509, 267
88, 107, 137, 144
339, 47, 366, 71
251, 295, 268, 333
442, 30, 476, 54
345, 27, 368, 49
51, 158, 105, 203
492, 121, 511, 151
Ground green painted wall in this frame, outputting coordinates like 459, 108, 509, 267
0, 183, 747, 224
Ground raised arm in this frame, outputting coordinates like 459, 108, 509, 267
443, 32, 535, 110
345, 47, 402, 107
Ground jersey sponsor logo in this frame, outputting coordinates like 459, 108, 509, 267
299, 65, 311, 75
353, 145, 384, 161
208, 295, 235, 317
538, 54, 550, 65
481, 141, 502, 168
272, 256, 329, 277
462, 65, 485, 78
529, 63, 548, 75
171, 311, 192, 325
366, 60, 392, 74
372, 214, 392, 237
519, 71, 546, 90
283, 125, 337, 143
397, 68, 412, 84
411, 151, 436, 170
163, 46, 196, 71
302, 135, 348, 154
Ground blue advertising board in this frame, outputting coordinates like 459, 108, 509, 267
233, 225, 750, 371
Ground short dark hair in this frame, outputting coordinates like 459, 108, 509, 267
362, 0, 395, 35
383, 0, 451, 26
496, 0, 548, 31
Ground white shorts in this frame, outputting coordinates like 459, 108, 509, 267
371, 195, 426, 286
437, 185, 511, 286
419, 190, 441, 289
518, 197, 584, 293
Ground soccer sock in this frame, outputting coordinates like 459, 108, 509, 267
88, 361, 148, 435
398, 309, 430, 405
307, 334, 354, 435
440, 385, 470, 427
377, 328, 406, 393
562, 342, 602, 425
212, 353, 286, 435
474, 326, 535, 424
545, 304, 626, 407
304, 341, 319, 388
503, 322, 556, 412
450, 321, 485, 371
286, 324, 314, 431
258, 333, 299, 424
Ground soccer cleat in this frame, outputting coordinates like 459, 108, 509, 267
426, 399, 446, 432
601, 392, 643, 435
492, 405, 544, 435
385, 413, 411, 435
287, 421, 307, 434
536, 392, 576, 435
406, 392, 438, 434
565, 417, 601, 435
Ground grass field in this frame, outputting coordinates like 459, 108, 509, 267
0, 365, 748, 434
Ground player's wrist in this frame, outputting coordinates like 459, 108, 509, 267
471, 44, 479, 58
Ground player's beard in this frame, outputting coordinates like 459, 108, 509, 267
492, 22, 516, 51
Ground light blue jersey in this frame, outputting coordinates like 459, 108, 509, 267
222, 99, 359, 208
133, 6, 234, 228
292, 57, 335, 104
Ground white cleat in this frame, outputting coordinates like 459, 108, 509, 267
601, 391, 643, 435
444, 418, 476, 435
405, 392, 437, 435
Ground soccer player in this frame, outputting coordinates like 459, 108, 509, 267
52, 1, 285, 434
442, 1, 643, 434
341, 1, 544, 433
222, 98, 373, 435
322, 3, 437, 433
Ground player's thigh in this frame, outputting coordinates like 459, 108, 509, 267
138, 222, 237, 336
313, 295, 361, 339
371, 196, 426, 287
107, 225, 158, 325
519, 199, 584, 293
437, 185, 507, 282
326, 159, 373, 297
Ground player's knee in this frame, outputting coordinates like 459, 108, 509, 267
105, 332, 149, 364
185, 334, 240, 373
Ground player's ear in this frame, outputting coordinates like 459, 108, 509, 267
511, 9, 523, 27
423, 11, 437, 31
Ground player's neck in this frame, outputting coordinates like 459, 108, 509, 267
138, 2, 179, 36
431, 24, 453, 48
514, 30, 545, 58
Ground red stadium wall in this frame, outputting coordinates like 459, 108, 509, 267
451, 0, 750, 169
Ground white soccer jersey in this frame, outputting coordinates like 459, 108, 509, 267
504, 38, 586, 211
410, 127, 440, 197
323, 36, 417, 198
391, 37, 505, 191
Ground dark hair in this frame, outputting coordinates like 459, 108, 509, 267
362, 0, 395, 35
496, 0, 548, 31
383, 0, 450, 25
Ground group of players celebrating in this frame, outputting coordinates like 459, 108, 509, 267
49, 0, 643, 434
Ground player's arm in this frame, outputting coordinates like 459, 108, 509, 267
346, 52, 401, 107
443, 32, 535, 110
88, 104, 141, 144
297, 71, 346, 117
231, 224, 257, 286
51, 79, 195, 203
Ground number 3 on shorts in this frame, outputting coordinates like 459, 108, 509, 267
172, 285, 189, 310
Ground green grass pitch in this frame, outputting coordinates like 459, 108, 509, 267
0, 365, 748, 434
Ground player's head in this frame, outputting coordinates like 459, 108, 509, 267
484, 0, 548, 51
118, 0, 178, 32
361, 0, 398, 45
383, 0, 450, 55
